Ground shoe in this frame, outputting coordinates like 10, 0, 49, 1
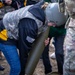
0, 66, 5, 71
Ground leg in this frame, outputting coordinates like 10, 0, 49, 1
54, 35, 65, 74
18, 18, 38, 75
64, 28, 75, 75
42, 39, 52, 74
0, 43, 21, 75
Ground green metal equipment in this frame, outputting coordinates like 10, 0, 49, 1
25, 26, 50, 75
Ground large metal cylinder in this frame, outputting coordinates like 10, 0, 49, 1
25, 26, 50, 75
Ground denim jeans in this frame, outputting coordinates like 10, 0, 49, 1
0, 43, 21, 75
42, 35, 65, 74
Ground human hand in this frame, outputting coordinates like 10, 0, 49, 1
48, 22, 56, 27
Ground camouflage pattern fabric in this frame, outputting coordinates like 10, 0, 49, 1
0, 6, 14, 19
64, 26, 75, 75
65, 0, 75, 17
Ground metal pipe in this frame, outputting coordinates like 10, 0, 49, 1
25, 26, 50, 75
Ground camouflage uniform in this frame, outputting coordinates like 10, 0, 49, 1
63, 0, 75, 75
0, 6, 14, 19
0, 0, 21, 19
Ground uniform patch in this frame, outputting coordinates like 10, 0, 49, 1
26, 36, 35, 43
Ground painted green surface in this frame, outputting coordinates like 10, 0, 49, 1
25, 26, 50, 75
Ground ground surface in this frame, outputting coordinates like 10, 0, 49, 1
0, 45, 58, 75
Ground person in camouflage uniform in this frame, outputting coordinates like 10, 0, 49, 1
63, 0, 75, 75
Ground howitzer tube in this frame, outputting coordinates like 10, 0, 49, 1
25, 26, 50, 75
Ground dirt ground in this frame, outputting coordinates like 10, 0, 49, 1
0, 45, 58, 75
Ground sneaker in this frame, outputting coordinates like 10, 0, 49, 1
0, 66, 5, 71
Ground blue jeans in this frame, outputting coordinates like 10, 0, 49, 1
42, 35, 65, 74
0, 43, 21, 75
